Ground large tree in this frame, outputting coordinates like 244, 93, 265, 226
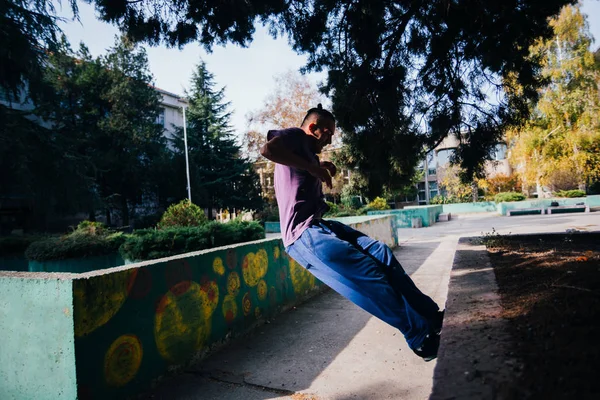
173, 61, 263, 214
34, 36, 166, 226
88, 0, 576, 197
506, 5, 600, 194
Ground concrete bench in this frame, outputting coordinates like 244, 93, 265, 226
507, 207, 545, 216
546, 204, 590, 214
437, 213, 451, 222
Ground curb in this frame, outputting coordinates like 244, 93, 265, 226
430, 237, 519, 400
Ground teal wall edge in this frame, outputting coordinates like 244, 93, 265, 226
0, 216, 396, 400
368, 205, 443, 228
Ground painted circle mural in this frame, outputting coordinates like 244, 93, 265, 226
242, 292, 252, 316
289, 258, 315, 295
257, 279, 268, 301
213, 257, 225, 276
222, 294, 238, 323
154, 281, 216, 363
227, 272, 241, 296
273, 246, 280, 260
73, 269, 135, 337
104, 334, 143, 387
242, 249, 268, 287
226, 249, 237, 269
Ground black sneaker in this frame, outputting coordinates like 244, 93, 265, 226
431, 310, 445, 335
412, 333, 440, 362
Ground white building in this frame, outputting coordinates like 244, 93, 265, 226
152, 86, 187, 144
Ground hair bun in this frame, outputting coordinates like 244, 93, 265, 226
317, 103, 323, 110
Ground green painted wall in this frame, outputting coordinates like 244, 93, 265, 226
0, 216, 397, 400
29, 253, 124, 273
497, 197, 588, 215
368, 205, 443, 228
264, 222, 281, 233
0, 276, 77, 400
587, 195, 600, 208
0, 256, 28, 272
72, 239, 326, 399
441, 202, 497, 214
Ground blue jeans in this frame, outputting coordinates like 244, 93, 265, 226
286, 220, 439, 349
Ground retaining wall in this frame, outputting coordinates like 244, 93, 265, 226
441, 202, 497, 214
497, 197, 589, 216
0, 215, 396, 400
368, 205, 443, 228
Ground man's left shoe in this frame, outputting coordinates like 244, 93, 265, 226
412, 333, 440, 362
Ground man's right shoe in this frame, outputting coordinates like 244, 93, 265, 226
412, 333, 440, 362
432, 310, 445, 335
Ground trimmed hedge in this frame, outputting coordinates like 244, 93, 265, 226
119, 220, 265, 262
556, 189, 586, 198
494, 192, 526, 203
0, 235, 45, 257
25, 232, 126, 261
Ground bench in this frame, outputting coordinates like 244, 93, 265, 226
546, 204, 590, 214
507, 207, 545, 216
437, 213, 451, 222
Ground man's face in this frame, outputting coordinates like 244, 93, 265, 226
309, 119, 335, 153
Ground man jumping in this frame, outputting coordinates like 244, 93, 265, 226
260, 104, 443, 361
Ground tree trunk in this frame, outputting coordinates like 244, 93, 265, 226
121, 196, 130, 226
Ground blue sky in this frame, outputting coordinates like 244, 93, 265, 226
56, 1, 600, 137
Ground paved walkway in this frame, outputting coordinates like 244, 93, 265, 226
147, 212, 600, 400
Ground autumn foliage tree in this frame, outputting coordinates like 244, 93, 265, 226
506, 5, 600, 194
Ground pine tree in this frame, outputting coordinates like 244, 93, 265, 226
173, 60, 263, 214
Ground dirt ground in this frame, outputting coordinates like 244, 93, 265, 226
487, 232, 600, 399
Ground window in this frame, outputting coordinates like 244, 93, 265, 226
491, 143, 507, 160
156, 108, 165, 126
429, 181, 438, 199
436, 148, 455, 166
417, 182, 427, 204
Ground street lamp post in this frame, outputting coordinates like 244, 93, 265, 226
182, 106, 192, 202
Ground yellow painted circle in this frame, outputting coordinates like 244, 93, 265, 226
104, 334, 143, 387
74, 270, 134, 337
222, 294, 238, 323
213, 257, 225, 276
273, 246, 280, 260
242, 249, 269, 287
227, 272, 241, 296
154, 282, 214, 363
289, 259, 316, 295
257, 279, 268, 301
242, 292, 252, 316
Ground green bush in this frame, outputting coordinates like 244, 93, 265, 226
0, 235, 45, 256
494, 192, 526, 203
366, 197, 390, 210
119, 220, 265, 262
158, 199, 207, 228
341, 195, 363, 210
325, 201, 339, 215
556, 189, 586, 198
25, 231, 126, 261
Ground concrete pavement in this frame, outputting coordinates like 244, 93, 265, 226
145, 212, 600, 400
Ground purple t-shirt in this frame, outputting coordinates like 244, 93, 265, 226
267, 128, 328, 247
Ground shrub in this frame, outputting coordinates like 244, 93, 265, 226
555, 189, 586, 198
119, 220, 265, 261
366, 197, 390, 210
0, 235, 45, 257
494, 192, 526, 203
341, 195, 363, 210
325, 201, 339, 215
25, 227, 126, 261
158, 199, 207, 228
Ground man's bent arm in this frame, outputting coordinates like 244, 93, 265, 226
260, 136, 315, 172
261, 136, 332, 187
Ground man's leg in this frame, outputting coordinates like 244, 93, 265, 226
321, 220, 440, 320
286, 224, 432, 351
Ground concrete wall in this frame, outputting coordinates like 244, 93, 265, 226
264, 221, 281, 233
332, 215, 398, 248
587, 195, 600, 208
497, 197, 589, 215
0, 216, 396, 399
441, 202, 497, 214
29, 253, 124, 273
0, 275, 77, 400
0, 256, 28, 272
368, 205, 443, 228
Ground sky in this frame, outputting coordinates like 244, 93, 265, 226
56, 1, 600, 138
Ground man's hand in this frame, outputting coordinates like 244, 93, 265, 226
308, 164, 333, 189
320, 161, 337, 177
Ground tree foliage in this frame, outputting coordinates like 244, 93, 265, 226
88, 0, 576, 197
172, 60, 263, 213
506, 5, 600, 193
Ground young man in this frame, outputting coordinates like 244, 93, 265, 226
260, 104, 443, 361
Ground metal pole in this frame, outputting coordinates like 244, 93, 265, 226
182, 106, 192, 202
